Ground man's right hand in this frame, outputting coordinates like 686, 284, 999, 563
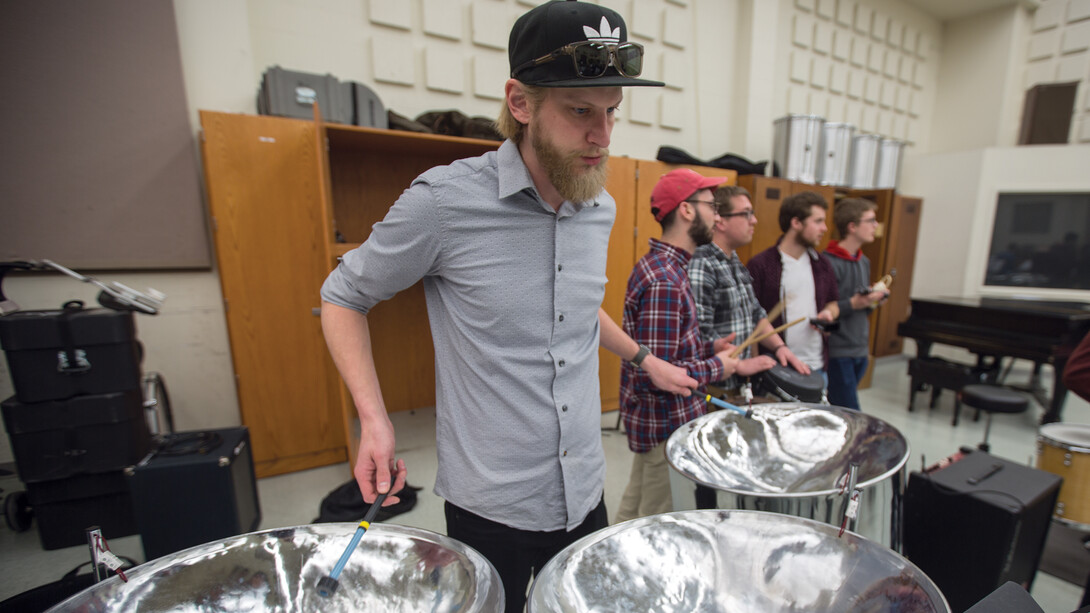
736, 355, 776, 377
354, 415, 407, 506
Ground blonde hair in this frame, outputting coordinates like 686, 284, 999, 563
495, 83, 547, 144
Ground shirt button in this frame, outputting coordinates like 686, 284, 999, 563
563, 450, 568, 457
562, 405, 568, 412
558, 314, 564, 322
559, 359, 565, 367
558, 264, 563, 272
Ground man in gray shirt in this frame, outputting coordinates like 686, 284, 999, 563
320, 2, 692, 610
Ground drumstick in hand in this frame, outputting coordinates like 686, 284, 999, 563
733, 300, 786, 354
729, 316, 807, 358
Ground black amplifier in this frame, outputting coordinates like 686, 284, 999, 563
128, 427, 261, 561
903, 450, 1061, 612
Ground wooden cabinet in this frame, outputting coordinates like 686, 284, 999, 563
322, 124, 499, 468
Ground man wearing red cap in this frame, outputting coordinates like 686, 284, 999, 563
616, 168, 742, 523
321, 2, 690, 610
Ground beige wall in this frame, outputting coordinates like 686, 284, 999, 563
3, 0, 1090, 465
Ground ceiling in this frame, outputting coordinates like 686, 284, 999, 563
899, 0, 1040, 22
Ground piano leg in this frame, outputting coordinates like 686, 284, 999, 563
1044, 358, 1069, 424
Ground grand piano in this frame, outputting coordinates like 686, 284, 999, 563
897, 296, 1090, 423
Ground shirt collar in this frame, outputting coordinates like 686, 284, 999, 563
649, 238, 693, 267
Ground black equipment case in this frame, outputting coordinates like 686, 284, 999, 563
128, 427, 261, 561
25, 471, 138, 550
1, 390, 150, 483
0, 302, 142, 403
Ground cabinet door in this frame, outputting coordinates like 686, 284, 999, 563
600, 157, 638, 412
200, 111, 346, 477
872, 195, 922, 356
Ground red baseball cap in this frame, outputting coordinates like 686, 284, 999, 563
650, 169, 727, 222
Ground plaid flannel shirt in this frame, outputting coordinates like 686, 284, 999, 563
688, 243, 768, 389
620, 239, 724, 453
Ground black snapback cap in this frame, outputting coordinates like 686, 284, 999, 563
508, 0, 665, 88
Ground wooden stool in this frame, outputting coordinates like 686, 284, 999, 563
958, 384, 1029, 453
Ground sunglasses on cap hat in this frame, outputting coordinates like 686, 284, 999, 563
512, 41, 645, 81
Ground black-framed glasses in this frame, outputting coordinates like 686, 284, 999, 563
721, 209, 756, 220
512, 41, 645, 80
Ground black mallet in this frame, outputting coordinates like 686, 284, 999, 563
317, 491, 388, 597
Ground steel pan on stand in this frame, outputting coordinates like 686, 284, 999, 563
47, 523, 504, 612
527, 509, 949, 612
666, 403, 909, 550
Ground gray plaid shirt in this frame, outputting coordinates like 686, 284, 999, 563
688, 243, 768, 389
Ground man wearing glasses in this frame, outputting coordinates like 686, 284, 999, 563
321, 2, 693, 610
688, 185, 805, 401
824, 198, 890, 411
617, 168, 741, 524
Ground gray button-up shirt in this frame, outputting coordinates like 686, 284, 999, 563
321, 140, 613, 531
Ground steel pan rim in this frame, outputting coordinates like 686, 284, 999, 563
665, 402, 911, 498
527, 509, 949, 613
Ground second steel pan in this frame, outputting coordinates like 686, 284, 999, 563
666, 403, 909, 549
47, 523, 504, 613
527, 509, 949, 612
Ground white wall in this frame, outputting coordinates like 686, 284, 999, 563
1025, 0, 1090, 144
929, 6, 1028, 151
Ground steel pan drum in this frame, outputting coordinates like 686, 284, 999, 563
47, 523, 504, 612
527, 510, 949, 612
666, 403, 909, 549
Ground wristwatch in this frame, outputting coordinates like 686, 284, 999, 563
629, 344, 651, 369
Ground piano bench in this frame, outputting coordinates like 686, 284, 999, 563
959, 384, 1029, 452
907, 357, 976, 425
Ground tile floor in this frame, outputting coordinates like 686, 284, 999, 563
1, 347, 1087, 611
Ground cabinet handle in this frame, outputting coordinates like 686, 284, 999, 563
312, 307, 321, 316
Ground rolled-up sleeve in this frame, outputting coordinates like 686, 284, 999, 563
321, 181, 444, 314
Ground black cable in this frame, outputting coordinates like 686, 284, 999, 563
154, 432, 223, 457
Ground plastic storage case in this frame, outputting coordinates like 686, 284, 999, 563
0, 305, 142, 403
257, 65, 353, 124
1, 389, 150, 483
25, 471, 138, 550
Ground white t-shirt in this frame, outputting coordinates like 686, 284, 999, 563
780, 248, 824, 370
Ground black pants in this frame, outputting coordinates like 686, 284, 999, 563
444, 498, 608, 613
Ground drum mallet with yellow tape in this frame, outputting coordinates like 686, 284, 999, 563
705, 394, 754, 419
317, 491, 388, 597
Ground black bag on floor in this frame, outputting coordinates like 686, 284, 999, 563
314, 480, 421, 524
0, 557, 137, 613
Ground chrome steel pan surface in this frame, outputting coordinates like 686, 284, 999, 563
527, 509, 949, 612
666, 403, 909, 496
47, 523, 504, 612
